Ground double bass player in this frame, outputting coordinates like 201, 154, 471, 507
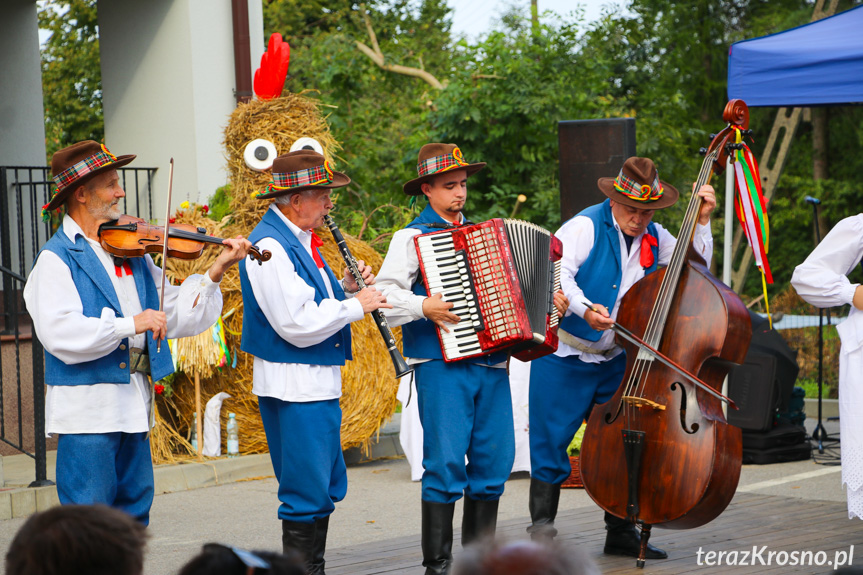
526, 157, 716, 559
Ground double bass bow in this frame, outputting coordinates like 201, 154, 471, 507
579, 100, 753, 568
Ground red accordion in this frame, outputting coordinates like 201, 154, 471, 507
415, 218, 562, 362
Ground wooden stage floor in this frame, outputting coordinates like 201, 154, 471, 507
325, 491, 861, 574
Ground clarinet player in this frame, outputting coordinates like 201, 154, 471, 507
237, 149, 390, 574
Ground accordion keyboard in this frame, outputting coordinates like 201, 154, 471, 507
416, 232, 485, 359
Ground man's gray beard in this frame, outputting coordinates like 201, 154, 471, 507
90, 201, 122, 221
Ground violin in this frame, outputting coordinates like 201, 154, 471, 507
98, 214, 272, 264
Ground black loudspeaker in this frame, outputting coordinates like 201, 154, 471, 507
727, 311, 800, 432
558, 118, 636, 221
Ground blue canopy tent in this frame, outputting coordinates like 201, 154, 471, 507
728, 4, 863, 106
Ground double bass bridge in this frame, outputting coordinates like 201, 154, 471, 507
621, 395, 666, 411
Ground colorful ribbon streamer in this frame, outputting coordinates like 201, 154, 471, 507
731, 128, 773, 325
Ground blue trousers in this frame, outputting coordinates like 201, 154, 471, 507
529, 352, 626, 485
258, 396, 347, 523
56, 432, 154, 525
415, 360, 515, 504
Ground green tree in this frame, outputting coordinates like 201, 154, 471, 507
264, 0, 456, 238
428, 7, 627, 230
39, 0, 103, 161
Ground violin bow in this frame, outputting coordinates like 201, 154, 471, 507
156, 158, 174, 352
582, 300, 738, 409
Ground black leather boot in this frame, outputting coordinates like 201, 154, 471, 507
461, 496, 499, 547
421, 500, 455, 575
281, 519, 317, 567
308, 515, 329, 575
526, 478, 560, 541
603, 512, 667, 559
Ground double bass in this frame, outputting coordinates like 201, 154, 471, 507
579, 100, 753, 567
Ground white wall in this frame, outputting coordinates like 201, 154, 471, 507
98, 0, 263, 220
0, 0, 47, 166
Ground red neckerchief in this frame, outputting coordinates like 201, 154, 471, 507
114, 260, 132, 277
640, 234, 658, 268
310, 232, 325, 268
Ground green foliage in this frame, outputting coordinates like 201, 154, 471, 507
428, 9, 628, 230
208, 185, 233, 222
39, 0, 103, 161
39, 0, 863, 306
796, 377, 834, 400
266, 0, 454, 222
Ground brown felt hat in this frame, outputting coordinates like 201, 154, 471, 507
45, 140, 136, 212
597, 157, 679, 210
254, 150, 350, 200
403, 143, 485, 196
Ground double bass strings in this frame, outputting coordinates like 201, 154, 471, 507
621, 147, 720, 425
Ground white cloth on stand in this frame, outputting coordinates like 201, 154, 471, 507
508, 358, 532, 473
791, 213, 863, 519
202, 392, 232, 457
397, 360, 533, 482
396, 374, 424, 482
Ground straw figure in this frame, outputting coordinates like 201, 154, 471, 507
149, 34, 401, 463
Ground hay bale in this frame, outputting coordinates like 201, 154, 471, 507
154, 93, 400, 463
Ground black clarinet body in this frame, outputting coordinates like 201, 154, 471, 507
323, 215, 413, 378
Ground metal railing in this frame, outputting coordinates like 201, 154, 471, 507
0, 165, 156, 485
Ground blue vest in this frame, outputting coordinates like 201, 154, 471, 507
38, 230, 174, 385
559, 199, 659, 342
402, 204, 507, 365
239, 208, 352, 365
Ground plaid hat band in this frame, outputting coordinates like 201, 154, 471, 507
613, 170, 664, 203
417, 147, 469, 177
257, 160, 335, 198
51, 144, 118, 191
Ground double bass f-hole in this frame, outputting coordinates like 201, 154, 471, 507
671, 381, 700, 435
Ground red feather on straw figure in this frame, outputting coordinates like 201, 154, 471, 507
154, 34, 402, 463
254, 33, 290, 100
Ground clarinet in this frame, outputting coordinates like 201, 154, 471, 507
324, 214, 414, 378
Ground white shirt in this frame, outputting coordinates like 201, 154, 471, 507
244, 204, 364, 402
791, 213, 863, 518
791, 214, 862, 315
374, 213, 502, 368
23, 215, 223, 435
556, 212, 713, 363
791, 214, 863, 353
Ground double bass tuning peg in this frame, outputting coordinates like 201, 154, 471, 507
698, 147, 708, 156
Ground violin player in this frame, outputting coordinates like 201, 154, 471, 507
23, 140, 252, 525
525, 157, 716, 558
